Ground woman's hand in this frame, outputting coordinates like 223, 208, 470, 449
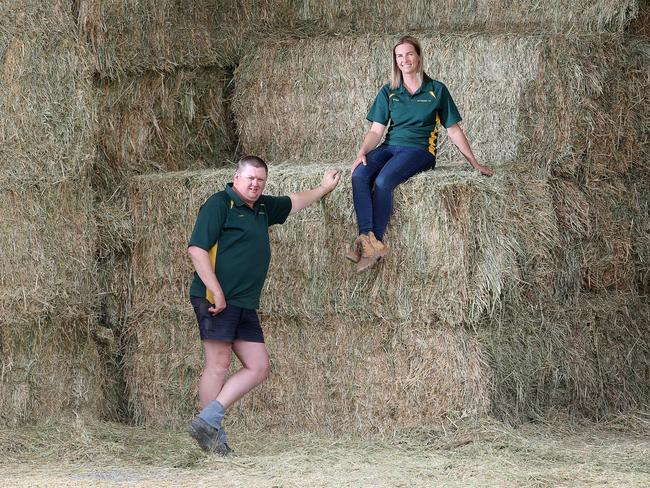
351, 153, 367, 174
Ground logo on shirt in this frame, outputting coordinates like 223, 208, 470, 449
389, 92, 400, 102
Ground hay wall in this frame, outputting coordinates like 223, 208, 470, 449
0, 1, 111, 425
124, 166, 649, 428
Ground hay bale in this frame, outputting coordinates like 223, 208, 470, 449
94, 67, 236, 194
0, 1, 97, 187
126, 164, 561, 327
0, 316, 109, 427
484, 292, 650, 421
0, 183, 98, 326
232, 34, 642, 179
76, 0, 235, 77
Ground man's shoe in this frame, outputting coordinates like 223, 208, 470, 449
188, 416, 231, 455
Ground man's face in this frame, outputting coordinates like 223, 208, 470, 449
233, 164, 267, 205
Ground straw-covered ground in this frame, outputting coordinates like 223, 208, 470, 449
1, 415, 649, 487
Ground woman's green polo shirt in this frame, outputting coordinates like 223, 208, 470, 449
188, 183, 292, 310
367, 74, 462, 155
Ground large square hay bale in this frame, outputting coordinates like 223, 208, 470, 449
126, 164, 561, 327
95, 67, 236, 193
76, 0, 233, 77
0, 1, 97, 186
483, 292, 650, 421
0, 316, 108, 426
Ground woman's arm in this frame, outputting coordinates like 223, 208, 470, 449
351, 122, 387, 173
446, 123, 494, 176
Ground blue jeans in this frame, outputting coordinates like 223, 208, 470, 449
351, 144, 436, 241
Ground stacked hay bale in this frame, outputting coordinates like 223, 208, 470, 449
115, 1, 649, 429
0, 1, 112, 425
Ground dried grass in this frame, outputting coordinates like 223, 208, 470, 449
0, 1, 97, 187
0, 316, 108, 426
1, 415, 649, 487
76, 0, 233, 77
94, 67, 236, 195
0, 1, 112, 425
484, 292, 650, 421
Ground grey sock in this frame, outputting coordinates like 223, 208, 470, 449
198, 400, 225, 429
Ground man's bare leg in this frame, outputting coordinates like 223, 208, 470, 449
216, 340, 270, 409
199, 339, 232, 409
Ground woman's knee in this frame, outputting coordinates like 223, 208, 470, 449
351, 167, 370, 188
373, 173, 397, 194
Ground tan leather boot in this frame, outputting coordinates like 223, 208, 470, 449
344, 236, 361, 263
368, 231, 389, 258
356, 234, 380, 272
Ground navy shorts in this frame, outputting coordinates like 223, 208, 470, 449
190, 296, 264, 343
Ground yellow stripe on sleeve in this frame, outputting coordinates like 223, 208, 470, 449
206, 243, 218, 304
206, 200, 233, 304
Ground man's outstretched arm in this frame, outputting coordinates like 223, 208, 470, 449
289, 169, 341, 215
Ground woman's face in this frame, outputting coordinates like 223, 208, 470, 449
394, 42, 420, 76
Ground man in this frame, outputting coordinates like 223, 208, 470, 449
187, 155, 341, 454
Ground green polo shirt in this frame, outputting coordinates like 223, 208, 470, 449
367, 74, 462, 156
188, 183, 292, 309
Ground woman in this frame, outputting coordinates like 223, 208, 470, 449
347, 36, 494, 271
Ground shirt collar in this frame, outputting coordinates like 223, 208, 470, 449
225, 182, 245, 207
397, 73, 432, 96
226, 182, 262, 211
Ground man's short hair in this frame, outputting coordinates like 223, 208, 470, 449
237, 155, 268, 173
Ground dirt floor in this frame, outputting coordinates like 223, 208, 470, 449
1, 415, 649, 487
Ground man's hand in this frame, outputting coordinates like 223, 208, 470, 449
208, 290, 226, 315
321, 169, 342, 193
289, 168, 342, 215
474, 163, 495, 177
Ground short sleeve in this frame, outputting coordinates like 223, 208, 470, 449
188, 194, 228, 250
437, 83, 462, 128
261, 195, 292, 226
366, 85, 391, 125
